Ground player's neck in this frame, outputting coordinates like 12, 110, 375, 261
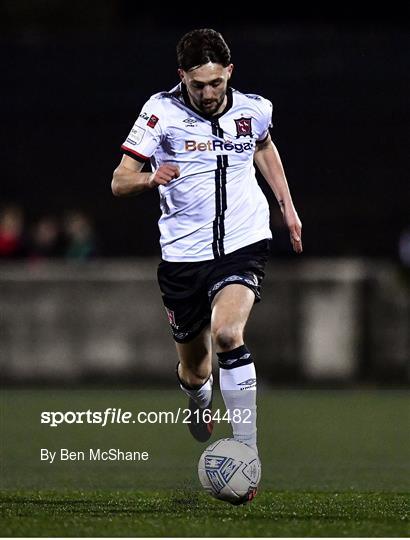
211, 96, 228, 116
190, 96, 227, 117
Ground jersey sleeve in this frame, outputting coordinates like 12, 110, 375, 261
255, 97, 273, 142
121, 97, 164, 162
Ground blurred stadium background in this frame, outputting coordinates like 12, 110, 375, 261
1, 2, 409, 385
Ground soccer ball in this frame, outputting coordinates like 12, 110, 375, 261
198, 438, 261, 505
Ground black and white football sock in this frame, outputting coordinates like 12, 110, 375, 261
217, 345, 257, 453
176, 363, 213, 409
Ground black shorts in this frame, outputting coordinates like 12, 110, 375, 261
157, 239, 271, 343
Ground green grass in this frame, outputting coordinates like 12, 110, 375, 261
1, 388, 409, 536
1, 490, 408, 537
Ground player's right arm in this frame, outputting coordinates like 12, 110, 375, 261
111, 156, 180, 197
112, 96, 179, 196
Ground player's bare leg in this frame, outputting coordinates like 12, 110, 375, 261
211, 284, 258, 452
176, 326, 212, 385
211, 284, 255, 352
176, 326, 214, 442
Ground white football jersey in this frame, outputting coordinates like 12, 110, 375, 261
121, 83, 273, 262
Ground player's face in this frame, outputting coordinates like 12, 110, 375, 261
179, 62, 234, 116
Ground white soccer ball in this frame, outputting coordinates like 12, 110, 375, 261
198, 438, 261, 505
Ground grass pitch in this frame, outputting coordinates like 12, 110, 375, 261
1, 388, 409, 536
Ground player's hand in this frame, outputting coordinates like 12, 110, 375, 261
148, 164, 180, 188
283, 207, 303, 254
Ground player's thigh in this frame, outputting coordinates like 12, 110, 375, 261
211, 283, 255, 331
175, 324, 212, 369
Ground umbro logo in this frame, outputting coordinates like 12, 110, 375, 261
237, 378, 256, 387
237, 378, 257, 390
183, 117, 198, 127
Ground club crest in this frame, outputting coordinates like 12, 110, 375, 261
234, 117, 253, 138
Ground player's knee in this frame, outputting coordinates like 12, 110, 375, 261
212, 326, 243, 352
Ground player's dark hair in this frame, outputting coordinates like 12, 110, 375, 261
177, 28, 231, 71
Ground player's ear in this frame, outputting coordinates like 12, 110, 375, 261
227, 64, 234, 79
178, 68, 185, 83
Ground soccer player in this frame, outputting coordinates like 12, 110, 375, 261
112, 29, 302, 453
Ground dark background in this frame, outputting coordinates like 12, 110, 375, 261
2, 1, 409, 257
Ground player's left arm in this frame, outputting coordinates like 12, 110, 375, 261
254, 134, 303, 254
